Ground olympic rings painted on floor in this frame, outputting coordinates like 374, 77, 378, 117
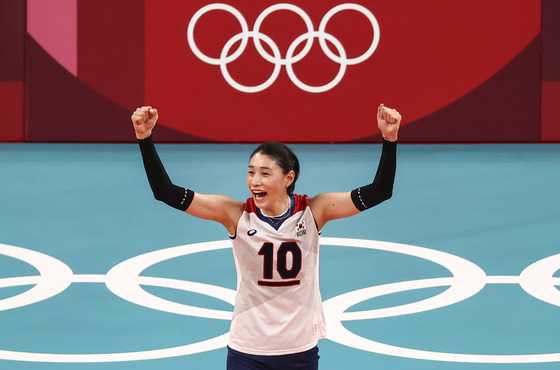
187, 3, 380, 93
520, 254, 560, 308
320, 239, 560, 364
106, 240, 236, 320
0, 244, 73, 312
1, 239, 559, 363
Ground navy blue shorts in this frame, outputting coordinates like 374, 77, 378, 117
226, 346, 319, 370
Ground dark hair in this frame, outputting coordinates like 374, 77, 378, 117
250, 142, 300, 194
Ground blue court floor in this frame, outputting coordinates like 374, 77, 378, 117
0, 142, 559, 369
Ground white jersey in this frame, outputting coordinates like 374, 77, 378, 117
228, 194, 326, 356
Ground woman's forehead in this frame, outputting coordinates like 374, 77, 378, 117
248, 152, 279, 169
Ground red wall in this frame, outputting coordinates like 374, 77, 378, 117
542, 0, 560, 142
0, 0, 26, 142
1, 0, 558, 143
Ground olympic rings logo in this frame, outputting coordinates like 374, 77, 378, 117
187, 3, 380, 93
1, 238, 560, 363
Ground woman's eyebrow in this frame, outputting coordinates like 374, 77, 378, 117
248, 165, 273, 170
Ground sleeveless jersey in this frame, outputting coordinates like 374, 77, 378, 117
228, 194, 327, 356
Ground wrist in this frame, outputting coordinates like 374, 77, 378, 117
136, 131, 153, 140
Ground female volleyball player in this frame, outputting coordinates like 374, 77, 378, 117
131, 104, 401, 370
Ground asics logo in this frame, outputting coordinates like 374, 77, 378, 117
187, 3, 380, 93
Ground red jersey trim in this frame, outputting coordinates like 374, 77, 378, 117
293, 194, 308, 213
245, 197, 258, 214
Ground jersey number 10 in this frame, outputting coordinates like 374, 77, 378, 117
258, 242, 302, 287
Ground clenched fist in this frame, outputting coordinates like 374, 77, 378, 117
377, 104, 402, 142
131, 106, 158, 140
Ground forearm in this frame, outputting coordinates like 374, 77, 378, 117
137, 135, 194, 211
350, 139, 396, 211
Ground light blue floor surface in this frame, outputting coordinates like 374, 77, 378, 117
0, 142, 559, 369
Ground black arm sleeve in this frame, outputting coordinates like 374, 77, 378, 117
137, 135, 194, 211
350, 139, 397, 211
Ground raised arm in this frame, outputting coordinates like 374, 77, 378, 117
308, 104, 401, 229
131, 106, 243, 234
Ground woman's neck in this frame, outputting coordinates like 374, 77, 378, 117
261, 195, 291, 217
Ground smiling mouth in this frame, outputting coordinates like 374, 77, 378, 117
253, 191, 268, 200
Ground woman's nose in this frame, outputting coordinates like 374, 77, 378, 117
251, 174, 261, 185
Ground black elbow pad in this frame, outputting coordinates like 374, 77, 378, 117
351, 183, 392, 211
155, 186, 195, 212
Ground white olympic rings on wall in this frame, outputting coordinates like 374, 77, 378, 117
187, 3, 380, 93
1, 239, 560, 364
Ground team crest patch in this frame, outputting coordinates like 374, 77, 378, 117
296, 221, 307, 237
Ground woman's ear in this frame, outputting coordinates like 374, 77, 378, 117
285, 170, 296, 188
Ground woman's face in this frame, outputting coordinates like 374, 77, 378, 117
247, 152, 294, 214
